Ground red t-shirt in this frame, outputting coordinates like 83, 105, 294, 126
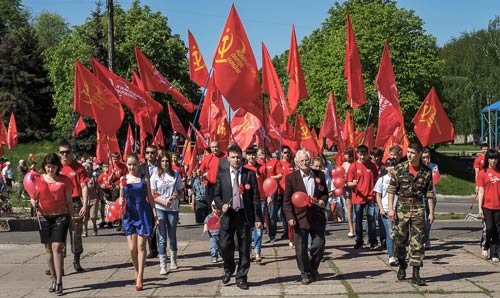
199, 153, 225, 184
98, 172, 113, 190
172, 163, 186, 178
36, 175, 73, 215
60, 161, 90, 198
347, 160, 379, 204
278, 160, 294, 194
244, 163, 265, 200
477, 168, 500, 210
474, 155, 485, 170
110, 161, 128, 185
258, 158, 280, 179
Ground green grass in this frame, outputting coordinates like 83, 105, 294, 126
437, 144, 479, 152
3, 140, 58, 181
436, 174, 475, 195
434, 213, 468, 220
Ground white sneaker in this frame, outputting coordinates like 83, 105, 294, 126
492, 257, 499, 263
388, 257, 398, 266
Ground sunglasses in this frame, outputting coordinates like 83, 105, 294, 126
145, 151, 157, 154
59, 150, 71, 154
282, 151, 290, 154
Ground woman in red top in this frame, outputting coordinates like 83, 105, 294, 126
31, 153, 74, 295
478, 149, 500, 262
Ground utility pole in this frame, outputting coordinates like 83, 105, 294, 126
107, 0, 115, 72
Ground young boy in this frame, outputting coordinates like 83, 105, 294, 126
204, 203, 222, 263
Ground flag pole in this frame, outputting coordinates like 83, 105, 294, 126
72, 112, 78, 154
362, 97, 375, 144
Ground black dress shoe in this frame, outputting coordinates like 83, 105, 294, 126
311, 270, 320, 281
147, 251, 158, 259
236, 280, 249, 290
222, 272, 231, 284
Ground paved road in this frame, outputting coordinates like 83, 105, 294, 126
435, 195, 478, 214
0, 213, 494, 298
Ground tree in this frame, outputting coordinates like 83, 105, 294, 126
440, 16, 500, 136
33, 11, 70, 50
273, 0, 441, 133
45, 0, 199, 152
0, 1, 53, 141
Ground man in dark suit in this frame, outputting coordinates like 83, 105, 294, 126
214, 143, 263, 290
283, 149, 328, 285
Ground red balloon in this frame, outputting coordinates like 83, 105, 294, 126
332, 167, 345, 178
105, 211, 117, 223
291, 191, 310, 208
432, 171, 441, 185
333, 177, 346, 189
263, 178, 278, 196
334, 188, 343, 197
109, 201, 124, 219
23, 171, 40, 198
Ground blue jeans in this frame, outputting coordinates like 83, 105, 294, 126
268, 193, 278, 240
354, 201, 377, 245
380, 213, 394, 257
374, 205, 386, 245
209, 234, 220, 260
157, 209, 178, 255
253, 200, 267, 254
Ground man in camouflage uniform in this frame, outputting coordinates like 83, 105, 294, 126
387, 141, 434, 286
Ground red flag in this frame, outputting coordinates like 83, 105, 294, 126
123, 123, 134, 162
320, 91, 344, 141
311, 128, 322, 150
198, 77, 223, 136
167, 102, 188, 138
262, 42, 289, 124
74, 61, 124, 135
344, 14, 366, 109
212, 4, 262, 121
287, 25, 308, 114
190, 123, 208, 154
134, 112, 157, 136
212, 118, 230, 153
294, 115, 320, 158
72, 115, 87, 137
382, 125, 410, 162
154, 126, 166, 148
7, 112, 17, 149
188, 30, 209, 88
374, 41, 404, 147
96, 131, 121, 164
91, 58, 163, 117
134, 46, 197, 113
412, 87, 455, 146
131, 70, 145, 91
139, 126, 147, 163
344, 110, 355, 147
0, 117, 7, 145
231, 109, 261, 151
352, 125, 374, 151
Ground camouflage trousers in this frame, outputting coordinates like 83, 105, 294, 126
71, 198, 84, 255
391, 200, 425, 266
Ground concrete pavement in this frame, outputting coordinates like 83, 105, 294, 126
0, 216, 497, 298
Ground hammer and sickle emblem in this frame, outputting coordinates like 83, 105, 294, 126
300, 125, 311, 140
192, 49, 205, 72
215, 28, 234, 63
217, 123, 227, 135
419, 102, 441, 133
240, 114, 255, 133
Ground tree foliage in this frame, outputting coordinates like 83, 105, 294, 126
45, 0, 199, 150
273, 0, 442, 133
440, 16, 500, 136
0, 0, 53, 141
33, 11, 71, 50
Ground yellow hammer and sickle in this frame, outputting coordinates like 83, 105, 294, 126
217, 123, 226, 135
192, 50, 205, 72
419, 102, 441, 133
240, 114, 255, 133
300, 125, 311, 139
215, 28, 234, 63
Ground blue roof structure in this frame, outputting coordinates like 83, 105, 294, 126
482, 101, 500, 113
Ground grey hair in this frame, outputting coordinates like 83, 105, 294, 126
294, 149, 311, 163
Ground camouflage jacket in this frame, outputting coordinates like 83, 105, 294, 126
387, 161, 434, 199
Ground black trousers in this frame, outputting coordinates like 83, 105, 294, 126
219, 209, 251, 281
294, 227, 325, 278
207, 182, 216, 206
195, 200, 210, 224
483, 207, 500, 257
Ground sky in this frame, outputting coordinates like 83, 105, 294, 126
23, 0, 499, 68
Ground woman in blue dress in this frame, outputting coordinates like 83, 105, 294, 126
119, 153, 158, 291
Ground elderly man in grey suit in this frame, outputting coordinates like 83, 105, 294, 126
214, 143, 263, 290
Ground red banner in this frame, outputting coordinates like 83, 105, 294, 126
344, 14, 366, 109
7, 112, 17, 149
374, 41, 404, 147
212, 4, 262, 121
72, 115, 87, 137
188, 30, 209, 88
153, 126, 165, 148
412, 87, 455, 146
167, 102, 188, 138
287, 25, 308, 114
123, 123, 134, 162
231, 109, 261, 151
135, 46, 197, 113
74, 61, 124, 135
294, 115, 320, 158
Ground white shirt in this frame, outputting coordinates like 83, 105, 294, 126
150, 171, 183, 211
374, 174, 398, 212
300, 169, 315, 197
